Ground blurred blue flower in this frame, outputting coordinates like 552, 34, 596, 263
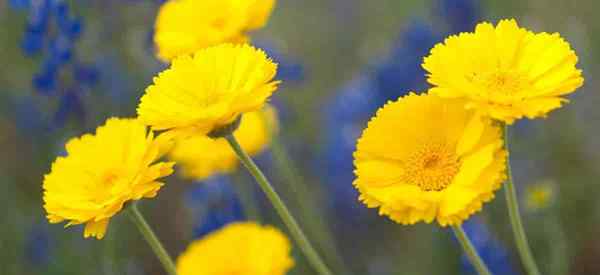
186, 176, 246, 239
253, 40, 306, 83
14, 97, 48, 135
11, 0, 99, 129
436, 0, 480, 34
321, 75, 379, 222
460, 218, 519, 275
370, 21, 439, 103
24, 223, 51, 267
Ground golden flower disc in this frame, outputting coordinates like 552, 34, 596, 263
155, 0, 276, 61
176, 222, 294, 275
353, 93, 507, 226
423, 19, 584, 124
137, 43, 279, 138
43, 118, 175, 239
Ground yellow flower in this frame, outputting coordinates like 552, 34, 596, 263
176, 222, 294, 275
154, 0, 276, 61
170, 105, 277, 180
525, 180, 555, 211
43, 118, 175, 239
137, 43, 279, 138
423, 19, 583, 124
353, 93, 507, 226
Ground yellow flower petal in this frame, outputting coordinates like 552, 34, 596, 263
43, 118, 174, 239
154, 0, 276, 61
353, 93, 506, 226
137, 44, 279, 138
176, 222, 294, 275
423, 19, 583, 124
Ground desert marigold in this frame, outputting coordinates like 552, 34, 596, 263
170, 105, 277, 181
154, 0, 276, 61
176, 222, 294, 275
137, 43, 279, 138
422, 19, 584, 124
43, 118, 175, 239
353, 93, 507, 226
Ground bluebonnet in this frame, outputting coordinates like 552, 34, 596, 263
186, 176, 246, 239
436, 0, 480, 34
370, 21, 439, 103
253, 40, 306, 83
321, 75, 379, 223
24, 223, 52, 267
461, 218, 519, 275
10, 0, 99, 129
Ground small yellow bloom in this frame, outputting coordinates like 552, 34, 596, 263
423, 19, 583, 124
43, 118, 174, 239
353, 93, 507, 226
137, 43, 279, 138
154, 0, 276, 61
170, 106, 277, 181
525, 180, 555, 211
177, 222, 294, 275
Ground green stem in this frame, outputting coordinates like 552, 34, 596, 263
270, 136, 353, 275
503, 125, 541, 275
452, 225, 493, 275
225, 134, 334, 275
127, 203, 178, 275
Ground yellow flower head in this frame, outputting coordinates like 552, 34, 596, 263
353, 93, 507, 226
154, 0, 276, 61
43, 118, 175, 239
525, 180, 555, 211
137, 43, 279, 138
177, 222, 294, 275
423, 19, 584, 124
170, 105, 277, 181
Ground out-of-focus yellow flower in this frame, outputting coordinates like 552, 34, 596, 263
170, 106, 277, 181
154, 0, 276, 61
525, 180, 555, 211
353, 93, 507, 226
176, 222, 294, 275
43, 118, 174, 239
137, 43, 279, 138
423, 19, 583, 124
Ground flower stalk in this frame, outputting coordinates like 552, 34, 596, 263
503, 125, 541, 275
127, 202, 178, 275
452, 225, 493, 275
225, 134, 334, 275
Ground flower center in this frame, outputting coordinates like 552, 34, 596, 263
470, 70, 529, 97
402, 141, 461, 191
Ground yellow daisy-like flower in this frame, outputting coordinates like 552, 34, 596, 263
170, 105, 277, 181
177, 222, 294, 275
43, 118, 175, 239
353, 93, 507, 226
154, 0, 276, 61
137, 43, 279, 138
423, 19, 583, 124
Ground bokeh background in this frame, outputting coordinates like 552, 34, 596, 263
1, 0, 599, 274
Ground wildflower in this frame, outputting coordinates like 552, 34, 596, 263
154, 0, 276, 61
176, 222, 294, 275
353, 93, 507, 226
423, 19, 583, 124
170, 106, 277, 181
43, 118, 175, 239
525, 180, 555, 211
137, 43, 279, 138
